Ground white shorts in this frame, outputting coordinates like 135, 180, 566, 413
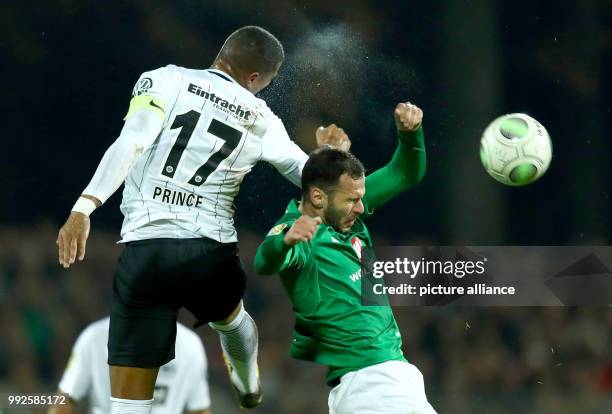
328, 360, 437, 414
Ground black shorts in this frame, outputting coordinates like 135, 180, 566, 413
108, 238, 246, 368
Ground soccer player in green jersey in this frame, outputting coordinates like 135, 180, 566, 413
254, 102, 437, 413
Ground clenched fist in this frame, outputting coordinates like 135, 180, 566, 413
316, 124, 351, 152
394, 102, 423, 132
284, 215, 323, 246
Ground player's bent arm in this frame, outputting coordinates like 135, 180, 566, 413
80, 105, 163, 206
363, 127, 426, 213
47, 393, 75, 414
272, 143, 307, 188
262, 139, 307, 188
254, 224, 310, 275
254, 231, 294, 275
260, 116, 308, 187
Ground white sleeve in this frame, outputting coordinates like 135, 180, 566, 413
131, 66, 179, 112
82, 109, 162, 203
58, 330, 92, 401
185, 339, 211, 411
260, 115, 308, 187
81, 66, 181, 204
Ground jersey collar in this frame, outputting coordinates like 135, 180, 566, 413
285, 199, 302, 218
207, 69, 238, 84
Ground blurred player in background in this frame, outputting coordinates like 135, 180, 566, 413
254, 102, 437, 413
48, 317, 211, 414
56, 25, 349, 413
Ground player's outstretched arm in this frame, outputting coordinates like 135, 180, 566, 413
254, 215, 320, 275
363, 102, 426, 214
57, 108, 163, 268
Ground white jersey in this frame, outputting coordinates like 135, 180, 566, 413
58, 318, 210, 414
118, 66, 307, 243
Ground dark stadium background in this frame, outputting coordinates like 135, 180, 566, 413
1, 1, 611, 413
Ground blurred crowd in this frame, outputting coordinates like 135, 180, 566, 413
0, 224, 610, 414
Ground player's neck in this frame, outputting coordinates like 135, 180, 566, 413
210, 61, 247, 89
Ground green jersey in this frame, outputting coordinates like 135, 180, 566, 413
254, 128, 426, 384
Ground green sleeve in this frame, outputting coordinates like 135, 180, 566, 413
254, 226, 310, 275
363, 127, 426, 215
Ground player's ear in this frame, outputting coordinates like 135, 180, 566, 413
310, 187, 327, 210
247, 72, 260, 86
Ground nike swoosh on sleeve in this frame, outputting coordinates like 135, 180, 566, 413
150, 100, 164, 111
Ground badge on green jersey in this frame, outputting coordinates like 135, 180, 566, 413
267, 223, 287, 236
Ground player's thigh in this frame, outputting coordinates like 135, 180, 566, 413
328, 370, 387, 414
183, 243, 247, 326
109, 241, 181, 368
329, 361, 437, 414
379, 361, 437, 414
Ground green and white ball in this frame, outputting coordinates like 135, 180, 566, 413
480, 113, 552, 186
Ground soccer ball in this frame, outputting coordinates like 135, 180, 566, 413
480, 113, 552, 186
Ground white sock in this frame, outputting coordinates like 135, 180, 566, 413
210, 305, 259, 394
110, 397, 154, 414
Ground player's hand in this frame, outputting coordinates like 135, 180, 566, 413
57, 212, 91, 268
394, 102, 423, 132
316, 124, 351, 152
284, 215, 322, 246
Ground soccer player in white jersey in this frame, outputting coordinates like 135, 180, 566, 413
56, 26, 349, 414
48, 318, 211, 414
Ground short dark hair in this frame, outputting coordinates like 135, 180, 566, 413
302, 148, 365, 199
217, 26, 284, 75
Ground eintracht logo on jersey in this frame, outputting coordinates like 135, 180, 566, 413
133, 77, 152, 96
351, 237, 363, 259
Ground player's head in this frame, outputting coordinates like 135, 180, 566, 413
302, 148, 365, 233
214, 26, 285, 94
